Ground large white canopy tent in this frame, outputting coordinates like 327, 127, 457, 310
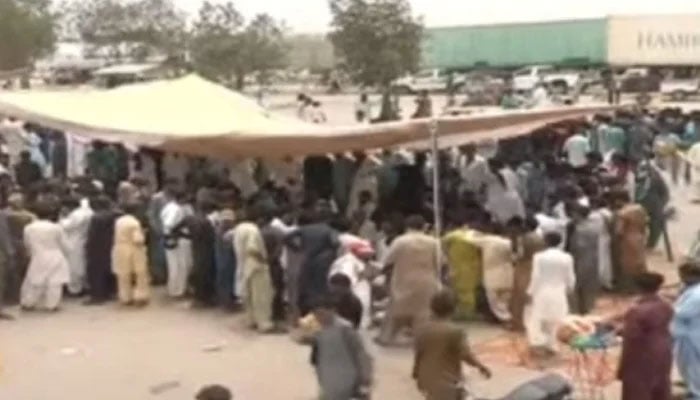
0, 74, 620, 257
0, 74, 617, 159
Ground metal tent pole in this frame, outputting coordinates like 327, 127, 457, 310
429, 119, 442, 268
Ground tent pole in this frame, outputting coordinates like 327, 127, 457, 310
430, 119, 442, 267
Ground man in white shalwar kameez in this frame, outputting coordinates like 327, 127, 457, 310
329, 239, 374, 328
60, 197, 93, 295
21, 211, 70, 311
525, 232, 576, 352
590, 203, 613, 289
161, 193, 193, 298
346, 154, 380, 219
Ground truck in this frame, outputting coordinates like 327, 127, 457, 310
392, 69, 466, 94
512, 65, 581, 93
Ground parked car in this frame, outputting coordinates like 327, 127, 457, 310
392, 69, 466, 94
461, 74, 507, 106
661, 79, 700, 101
512, 65, 580, 93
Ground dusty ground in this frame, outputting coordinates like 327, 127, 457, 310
1, 97, 698, 400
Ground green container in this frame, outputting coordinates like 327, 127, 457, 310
423, 18, 608, 69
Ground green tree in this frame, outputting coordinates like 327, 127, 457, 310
243, 14, 289, 85
328, 0, 423, 120
190, 1, 289, 89
189, 1, 245, 85
0, 0, 57, 70
64, 0, 187, 62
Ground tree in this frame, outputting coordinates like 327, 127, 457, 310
328, 0, 423, 120
63, 0, 187, 61
243, 14, 289, 85
0, 0, 57, 70
189, 1, 245, 85
190, 2, 288, 89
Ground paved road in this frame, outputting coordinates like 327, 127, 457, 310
2, 97, 699, 399
1, 183, 695, 400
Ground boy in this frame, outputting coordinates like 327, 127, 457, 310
413, 291, 491, 400
311, 296, 373, 399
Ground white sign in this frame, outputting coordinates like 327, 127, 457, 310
608, 15, 700, 65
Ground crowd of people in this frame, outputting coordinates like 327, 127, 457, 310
2, 103, 700, 399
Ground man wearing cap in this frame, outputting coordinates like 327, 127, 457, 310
329, 240, 375, 328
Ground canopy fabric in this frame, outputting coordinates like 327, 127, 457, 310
0, 74, 618, 159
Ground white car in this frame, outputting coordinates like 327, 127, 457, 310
392, 69, 465, 94
512, 65, 581, 93
661, 79, 700, 101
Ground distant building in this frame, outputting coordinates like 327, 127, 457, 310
423, 14, 700, 69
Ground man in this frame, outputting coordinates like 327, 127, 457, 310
484, 168, 525, 225
442, 212, 483, 320
469, 220, 515, 323
530, 82, 549, 107
329, 240, 374, 328
563, 130, 591, 169
684, 141, 700, 202
526, 232, 576, 355
85, 196, 118, 304
602, 120, 627, 159
0, 207, 15, 319
4, 192, 34, 304
567, 205, 600, 315
636, 158, 670, 250
117, 176, 148, 208
260, 210, 287, 326
510, 216, 545, 331
147, 177, 178, 285
14, 150, 42, 189
355, 93, 372, 123
214, 209, 237, 309
232, 210, 275, 333
161, 190, 193, 299
186, 201, 217, 307
672, 262, 700, 398
412, 90, 433, 119
619, 272, 673, 400
309, 101, 327, 124
590, 197, 614, 290
458, 144, 490, 200
112, 202, 150, 306
413, 291, 491, 400
613, 191, 649, 292
59, 196, 93, 296
21, 202, 70, 311
285, 209, 339, 317
87, 141, 118, 196
328, 273, 364, 329
377, 214, 440, 346
310, 296, 373, 400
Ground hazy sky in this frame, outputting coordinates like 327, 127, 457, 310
174, 0, 700, 32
